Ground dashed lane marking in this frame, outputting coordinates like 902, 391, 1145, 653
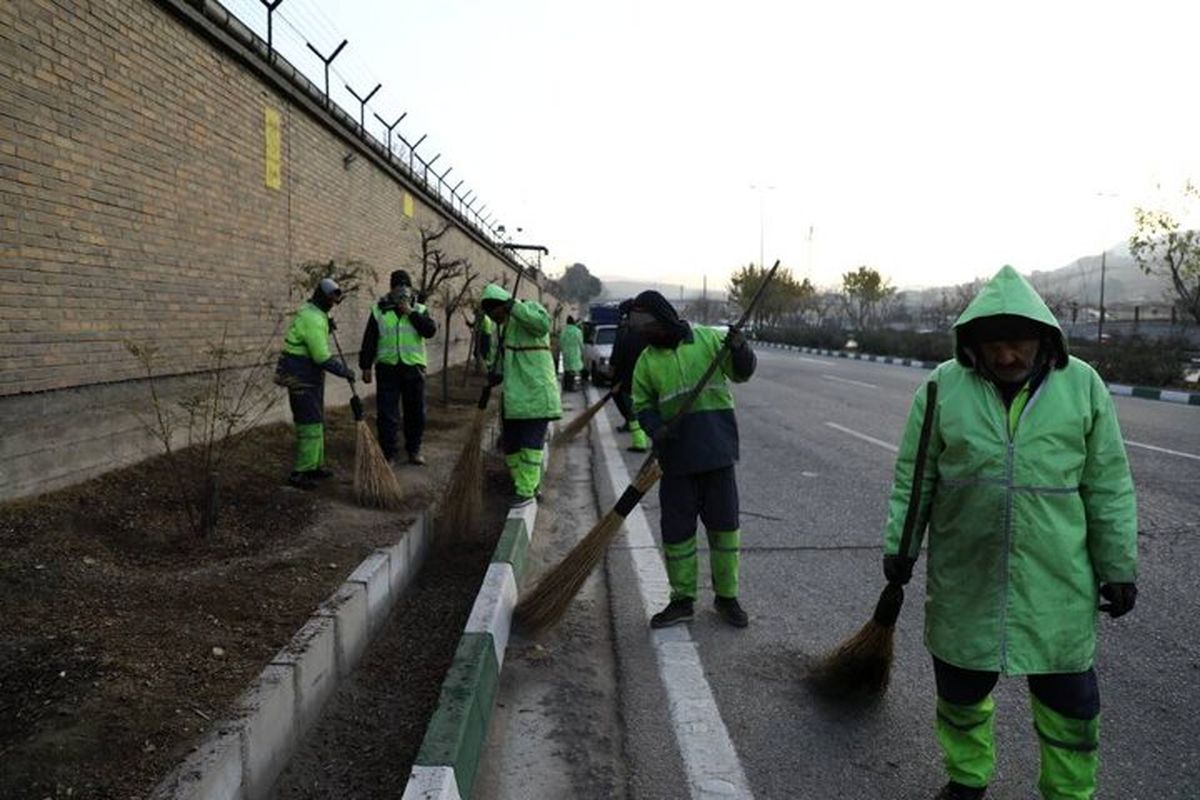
823, 422, 899, 453
821, 374, 879, 389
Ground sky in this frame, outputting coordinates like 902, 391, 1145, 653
222, 0, 1200, 291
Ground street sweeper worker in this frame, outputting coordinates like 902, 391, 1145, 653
559, 315, 585, 391
629, 290, 756, 629
476, 308, 496, 367
358, 269, 437, 465
276, 277, 356, 490
610, 299, 650, 452
480, 283, 562, 507
881, 265, 1137, 800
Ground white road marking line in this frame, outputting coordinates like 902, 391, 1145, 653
824, 422, 899, 453
821, 374, 879, 389
1124, 440, 1200, 462
591, 391, 754, 800
797, 356, 839, 366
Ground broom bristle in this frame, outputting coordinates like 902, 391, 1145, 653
353, 421, 405, 510
515, 458, 662, 632
807, 619, 895, 698
550, 393, 609, 445
437, 407, 488, 539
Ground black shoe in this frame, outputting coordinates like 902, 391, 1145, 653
509, 494, 535, 509
650, 599, 694, 628
286, 472, 318, 491
307, 467, 335, 480
408, 452, 427, 466
626, 445, 649, 453
935, 782, 987, 800
713, 596, 749, 628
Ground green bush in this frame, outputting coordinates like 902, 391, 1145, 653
1071, 335, 1191, 388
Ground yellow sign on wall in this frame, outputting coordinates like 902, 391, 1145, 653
264, 107, 282, 190
402, 191, 414, 218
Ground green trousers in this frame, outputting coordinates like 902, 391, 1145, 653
663, 529, 740, 600
935, 695, 1099, 798
629, 419, 649, 450
293, 422, 325, 473
505, 448, 543, 499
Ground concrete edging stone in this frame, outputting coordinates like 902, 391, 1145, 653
151, 512, 432, 800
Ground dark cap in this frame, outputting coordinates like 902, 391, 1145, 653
390, 270, 412, 289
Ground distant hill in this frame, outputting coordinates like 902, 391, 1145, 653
596, 277, 727, 304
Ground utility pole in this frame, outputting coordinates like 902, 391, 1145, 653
1097, 249, 1107, 344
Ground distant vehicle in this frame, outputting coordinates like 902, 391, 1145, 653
584, 323, 618, 385
844, 338, 859, 350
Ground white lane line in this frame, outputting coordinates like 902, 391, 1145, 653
824, 422, 898, 453
797, 356, 839, 366
591, 391, 754, 800
1124, 440, 1200, 462
821, 374, 879, 389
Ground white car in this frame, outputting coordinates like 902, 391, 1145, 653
583, 324, 618, 386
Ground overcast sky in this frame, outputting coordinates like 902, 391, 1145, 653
224, 0, 1200, 291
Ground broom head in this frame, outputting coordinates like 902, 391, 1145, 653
438, 406, 488, 539
353, 420, 405, 510
807, 582, 903, 698
515, 457, 662, 633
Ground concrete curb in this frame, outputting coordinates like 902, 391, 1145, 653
753, 340, 1200, 407
151, 512, 433, 800
402, 446, 549, 800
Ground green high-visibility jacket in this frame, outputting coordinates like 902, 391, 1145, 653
372, 301, 430, 367
479, 314, 497, 363
559, 323, 584, 372
632, 324, 755, 476
482, 284, 562, 421
885, 265, 1137, 675
281, 301, 332, 364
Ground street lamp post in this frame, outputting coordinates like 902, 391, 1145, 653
750, 184, 776, 269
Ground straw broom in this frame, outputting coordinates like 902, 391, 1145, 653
331, 331, 405, 510
515, 260, 782, 633
550, 385, 618, 446
438, 269, 524, 538
807, 380, 938, 697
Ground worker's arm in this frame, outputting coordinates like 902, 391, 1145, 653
882, 376, 942, 559
408, 306, 438, 339
1081, 369, 1138, 584
720, 328, 756, 383
631, 353, 663, 440
358, 313, 379, 372
509, 299, 551, 336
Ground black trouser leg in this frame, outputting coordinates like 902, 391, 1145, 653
613, 390, 634, 422
400, 368, 426, 456
375, 364, 403, 460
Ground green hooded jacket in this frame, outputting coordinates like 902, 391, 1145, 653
884, 265, 1137, 675
559, 323, 584, 372
482, 283, 562, 421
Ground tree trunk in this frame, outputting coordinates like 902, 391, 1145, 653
198, 471, 219, 538
442, 307, 452, 406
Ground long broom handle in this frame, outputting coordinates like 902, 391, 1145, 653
872, 379, 938, 626
328, 327, 366, 422
477, 263, 526, 410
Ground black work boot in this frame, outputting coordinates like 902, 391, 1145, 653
713, 596, 749, 628
935, 782, 987, 800
307, 467, 335, 480
286, 471, 318, 491
650, 599, 694, 629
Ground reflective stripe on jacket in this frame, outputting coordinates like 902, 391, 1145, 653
372, 302, 429, 367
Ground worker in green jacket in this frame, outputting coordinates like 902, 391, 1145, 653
275, 278, 356, 491
630, 290, 756, 629
882, 266, 1137, 800
480, 283, 562, 507
559, 315, 585, 391
359, 270, 437, 465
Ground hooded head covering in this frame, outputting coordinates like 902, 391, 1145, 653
390, 269, 412, 289
953, 265, 1068, 370
311, 277, 343, 310
632, 290, 687, 330
618, 298, 634, 316
480, 282, 513, 311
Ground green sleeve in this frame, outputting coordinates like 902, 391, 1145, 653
883, 376, 943, 557
302, 309, 332, 364
632, 353, 662, 437
510, 300, 550, 336
1081, 371, 1138, 582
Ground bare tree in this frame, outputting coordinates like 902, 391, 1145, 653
435, 259, 479, 405
1130, 181, 1200, 324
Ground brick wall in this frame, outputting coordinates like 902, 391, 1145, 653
0, 0, 557, 499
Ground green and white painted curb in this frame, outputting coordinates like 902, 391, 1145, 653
755, 340, 1200, 407
403, 448, 549, 800
152, 513, 432, 800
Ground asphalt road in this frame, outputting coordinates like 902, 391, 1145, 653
603, 347, 1200, 799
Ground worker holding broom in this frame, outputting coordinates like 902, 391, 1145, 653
610, 299, 650, 452
558, 315, 584, 391
275, 278, 356, 491
629, 290, 756, 628
480, 283, 561, 507
358, 270, 437, 465
882, 266, 1137, 800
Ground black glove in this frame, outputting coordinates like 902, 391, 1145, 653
725, 328, 746, 351
1099, 583, 1137, 618
328, 318, 338, 332
883, 554, 916, 586
487, 371, 503, 387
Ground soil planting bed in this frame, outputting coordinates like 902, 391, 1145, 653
0, 367, 499, 800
